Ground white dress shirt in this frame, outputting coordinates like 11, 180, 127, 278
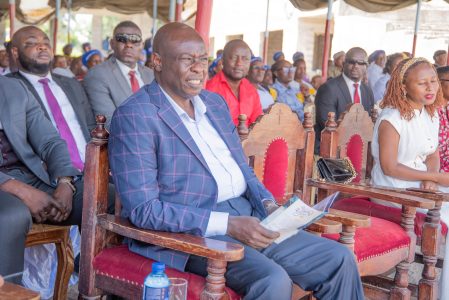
342, 73, 363, 104
20, 71, 87, 162
162, 88, 247, 237
116, 58, 144, 89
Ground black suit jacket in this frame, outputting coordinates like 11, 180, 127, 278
7, 72, 96, 142
314, 75, 374, 152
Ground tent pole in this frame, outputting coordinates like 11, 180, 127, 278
195, 0, 213, 52
169, 0, 175, 22
322, 0, 333, 81
262, 0, 270, 64
9, 0, 15, 37
53, 0, 61, 54
152, 0, 158, 38
412, 0, 422, 57
175, 0, 183, 22
67, 0, 72, 44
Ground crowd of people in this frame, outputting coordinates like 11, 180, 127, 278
0, 19, 448, 299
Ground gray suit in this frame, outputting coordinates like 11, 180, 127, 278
7, 71, 96, 142
83, 57, 154, 127
0, 76, 82, 281
314, 75, 374, 153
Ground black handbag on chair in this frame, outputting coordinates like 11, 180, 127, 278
317, 158, 356, 184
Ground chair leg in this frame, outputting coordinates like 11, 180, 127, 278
418, 202, 442, 300
200, 259, 229, 300
390, 261, 412, 300
52, 228, 74, 300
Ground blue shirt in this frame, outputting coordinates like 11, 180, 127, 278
273, 80, 304, 121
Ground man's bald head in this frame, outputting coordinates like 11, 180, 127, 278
151, 22, 208, 103
153, 22, 204, 58
343, 47, 368, 82
221, 39, 252, 82
11, 25, 53, 75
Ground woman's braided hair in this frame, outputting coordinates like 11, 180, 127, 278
380, 57, 444, 121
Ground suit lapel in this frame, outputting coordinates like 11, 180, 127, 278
110, 58, 132, 102
14, 73, 51, 120
138, 65, 152, 84
336, 75, 352, 106
151, 84, 211, 173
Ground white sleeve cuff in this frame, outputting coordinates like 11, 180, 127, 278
204, 211, 229, 237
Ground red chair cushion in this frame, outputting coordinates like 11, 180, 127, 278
93, 245, 241, 300
332, 197, 448, 237
346, 134, 364, 183
323, 216, 410, 262
263, 138, 289, 204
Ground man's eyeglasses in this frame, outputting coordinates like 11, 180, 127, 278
115, 33, 142, 44
253, 65, 269, 71
345, 59, 368, 66
281, 66, 296, 74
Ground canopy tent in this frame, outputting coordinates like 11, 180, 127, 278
0, 0, 195, 25
288, 0, 449, 12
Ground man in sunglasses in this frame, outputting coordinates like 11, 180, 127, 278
83, 21, 154, 128
246, 57, 274, 110
314, 47, 374, 153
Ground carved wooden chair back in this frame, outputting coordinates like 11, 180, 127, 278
239, 103, 315, 206
320, 103, 376, 183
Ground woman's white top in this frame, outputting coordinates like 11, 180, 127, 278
371, 107, 439, 206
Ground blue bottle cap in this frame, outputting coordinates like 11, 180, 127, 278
152, 262, 165, 272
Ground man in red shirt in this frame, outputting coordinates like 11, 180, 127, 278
206, 40, 262, 126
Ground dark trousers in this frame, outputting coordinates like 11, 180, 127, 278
0, 168, 115, 283
186, 197, 364, 300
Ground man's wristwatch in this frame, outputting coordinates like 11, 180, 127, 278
58, 176, 76, 194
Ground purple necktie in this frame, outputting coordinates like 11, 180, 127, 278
38, 78, 84, 171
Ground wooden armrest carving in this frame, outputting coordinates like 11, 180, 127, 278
326, 209, 370, 227
358, 182, 449, 202
307, 218, 342, 234
307, 179, 435, 209
97, 214, 244, 262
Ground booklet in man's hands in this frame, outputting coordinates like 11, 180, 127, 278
260, 192, 340, 244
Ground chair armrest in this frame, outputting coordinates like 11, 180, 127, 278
326, 209, 371, 227
307, 218, 342, 234
307, 179, 435, 209
97, 214, 244, 262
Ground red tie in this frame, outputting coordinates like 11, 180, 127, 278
129, 70, 140, 93
353, 83, 360, 104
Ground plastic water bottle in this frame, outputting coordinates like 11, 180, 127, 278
142, 262, 170, 300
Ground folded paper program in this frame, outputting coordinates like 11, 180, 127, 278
261, 193, 340, 243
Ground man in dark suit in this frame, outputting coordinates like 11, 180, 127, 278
8, 26, 96, 171
83, 21, 154, 128
0, 75, 83, 283
109, 22, 364, 300
315, 47, 374, 152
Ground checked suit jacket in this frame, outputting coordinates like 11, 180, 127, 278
109, 81, 273, 271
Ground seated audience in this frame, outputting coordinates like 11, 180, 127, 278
261, 67, 277, 98
311, 74, 323, 90
0, 75, 83, 284
52, 55, 75, 78
9, 26, 96, 171
315, 47, 374, 152
434, 50, 447, 68
108, 22, 364, 300
206, 39, 262, 126
83, 21, 154, 128
247, 56, 274, 110
82, 42, 92, 53
371, 58, 449, 299
271, 59, 304, 121
208, 55, 222, 79
367, 50, 386, 89
82, 49, 103, 69
372, 52, 404, 103
327, 51, 345, 79
292, 58, 313, 90
70, 57, 86, 80
62, 43, 73, 66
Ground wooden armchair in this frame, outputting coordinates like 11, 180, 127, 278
318, 103, 448, 299
78, 116, 244, 300
25, 221, 73, 300
238, 103, 436, 300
